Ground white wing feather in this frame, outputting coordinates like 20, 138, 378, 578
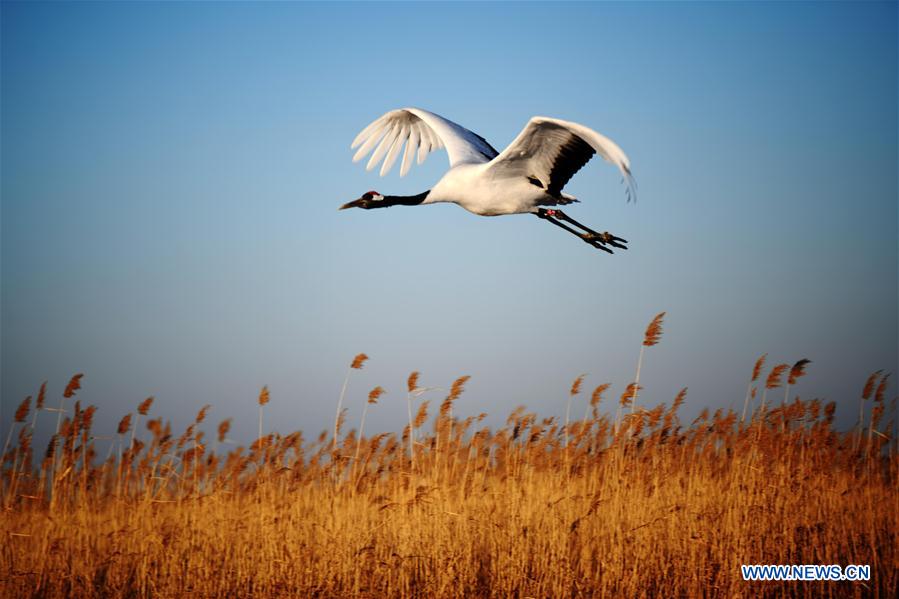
366, 123, 398, 172
351, 108, 497, 177
400, 127, 419, 177
351, 121, 387, 162
417, 129, 431, 165
351, 118, 385, 149
381, 124, 408, 176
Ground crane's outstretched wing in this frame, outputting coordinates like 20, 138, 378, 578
486, 117, 636, 202
351, 108, 498, 177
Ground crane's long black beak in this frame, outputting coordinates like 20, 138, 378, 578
339, 198, 364, 210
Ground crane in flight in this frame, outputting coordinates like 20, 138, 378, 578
340, 108, 635, 253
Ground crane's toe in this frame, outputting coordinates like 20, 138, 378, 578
603, 232, 628, 249
581, 234, 614, 253
581, 231, 628, 252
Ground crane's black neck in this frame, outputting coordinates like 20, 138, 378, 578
374, 190, 430, 208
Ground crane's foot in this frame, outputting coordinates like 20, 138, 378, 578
582, 231, 628, 250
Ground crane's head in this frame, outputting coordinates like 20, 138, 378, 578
339, 190, 384, 210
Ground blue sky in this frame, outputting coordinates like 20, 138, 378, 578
2, 1, 896, 444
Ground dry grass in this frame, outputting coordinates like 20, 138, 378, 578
1, 328, 897, 598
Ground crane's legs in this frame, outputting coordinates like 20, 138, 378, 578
534, 208, 627, 253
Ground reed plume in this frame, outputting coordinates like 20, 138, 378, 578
584, 383, 611, 424
36, 382, 47, 410
632, 312, 665, 416
863, 373, 891, 455
866, 376, 887, 456
138, 396, 154, 415
437, 376, 469, 465
123, 397, 146, 456
440, 376, 470, 422
758, 363, 789, 420
783, 358, 811, 407
14, 397, 30, 423
741, 353, 767, 425
218, 419, 232, 444
643, 312, 666, 347
591, 383, 610, 408
565, 374, 585, 448
765, 364, 788, 389
370, 387, 384, 404
351, 353, 369, 370
55, 374, 83, 443
81, 405, 96, 432
117, 414, 132, 436
857, 370, 882, 449
874, 373, 890, 404
672, 387, 688, 412
28, 381, 48, 435
862, 370, 881, 399
335, 409, 347, 440
353, 386, 385, 479
447, 375, 470, 402
617, 382, 641, 435
44, 434, 58, 464
413, 401, 429, 429
751, 353, 767, 382
63, 374, 83, 398
258, 385, 269, 442
2, 397, 31, 472
787, 359, 811, 386
335, 353, 368, 451
406, 371, 420, 464
620, 384, 640, 407
194, 404, 209, 423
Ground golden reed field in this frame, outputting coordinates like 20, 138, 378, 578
1, 315, 896, 597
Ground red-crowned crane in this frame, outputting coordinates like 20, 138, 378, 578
340, 108, 635, 253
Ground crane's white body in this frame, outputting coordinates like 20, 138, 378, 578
351, 107, 635, 216
425, 163, 551, 216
